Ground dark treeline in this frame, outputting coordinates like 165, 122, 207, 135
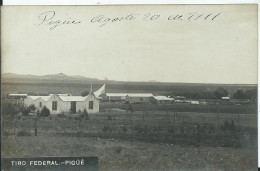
166, 88, 257, 100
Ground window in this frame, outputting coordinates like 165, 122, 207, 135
52, 101, 57, 111
89, 101, 94, 109
39, 102, 42, 107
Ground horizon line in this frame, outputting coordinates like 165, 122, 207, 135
2, 72, 258, 85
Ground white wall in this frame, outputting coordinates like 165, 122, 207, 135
24, 94, 100, 114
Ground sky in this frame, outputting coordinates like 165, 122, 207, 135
2, 5, 258, 84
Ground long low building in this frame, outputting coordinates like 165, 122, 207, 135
24, 92, 99, 114
106, 93, 154, 104
154, 96, 174, 104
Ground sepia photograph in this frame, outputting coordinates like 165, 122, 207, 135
1, 4, 258, 170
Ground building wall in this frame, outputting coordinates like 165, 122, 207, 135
24, 94, 100, 114
126, 96, 151, 104
109, 96, 122, 101
85, 94, 99, 113
157, 100, 173, 104
44, 94, 63, 114
24, 97, 34, 107
34, 98, 46, 111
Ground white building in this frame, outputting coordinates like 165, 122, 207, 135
106, 93, 154, 104
154, 96, 174, 104
24, 92, 99, 114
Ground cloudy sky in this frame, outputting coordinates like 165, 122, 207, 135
2, 5, 257, 84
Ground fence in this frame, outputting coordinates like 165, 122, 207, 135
2, 111, 257, 148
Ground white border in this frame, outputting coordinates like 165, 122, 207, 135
2, 0, 260, 168
2, 0, 260, 5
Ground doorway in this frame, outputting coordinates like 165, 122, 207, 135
71, 101, 76, 113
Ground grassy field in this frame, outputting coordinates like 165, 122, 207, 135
2, 135, 257, 171
2, 109, 257, 170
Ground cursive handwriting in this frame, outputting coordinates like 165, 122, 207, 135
35, 11, 81, 30
35, 11, 222, 30
91, 12, 221, 27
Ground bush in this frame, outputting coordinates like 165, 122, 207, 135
57, 112, 66, 118
83, 109, 89, 120
2, 102, 18, 116
22, 107, 30, 116
28, 104, 36, 113
41, 106, 50, 117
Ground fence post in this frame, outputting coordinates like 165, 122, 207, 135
197, 123, 200, 145
34, 117, 38, 136
237, 110, 240, 131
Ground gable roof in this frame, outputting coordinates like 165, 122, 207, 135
106, 93, 153, 97
58, 95, 87, 102
26, 92, 99, 102
27, 95, 52, 101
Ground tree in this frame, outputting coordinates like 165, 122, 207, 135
214, 87, 228, 99
2, 101, 18, 116
2, 101, 20, 135
233, 90, 247, 99
22, 107, 30, 116
81, 91, 90, 97
40, 106, 50, 117
28, 104, 36, 113
245, 89, 257, 102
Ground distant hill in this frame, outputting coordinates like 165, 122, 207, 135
2, 73, 257, 97
2, 73, 103, 84
2, 73, 257, 88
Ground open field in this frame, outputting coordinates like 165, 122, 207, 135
2, 109, 257, 170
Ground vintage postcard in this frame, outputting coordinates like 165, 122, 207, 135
1, 5, 258, 170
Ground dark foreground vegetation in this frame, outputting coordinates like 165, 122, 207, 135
2, 110, 257, 170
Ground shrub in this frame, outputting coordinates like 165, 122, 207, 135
2, 102, 18, 116
41, 106, 50, 117
21, 107, 30, 116
28, 104, 36, 113
57, 112, 66, 118
36, 109, 40, 117
83, 109, 89, 120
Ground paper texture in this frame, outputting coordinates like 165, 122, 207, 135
1, 5, 258, 171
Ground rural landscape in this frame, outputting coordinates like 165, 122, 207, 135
2, 73, 257, 171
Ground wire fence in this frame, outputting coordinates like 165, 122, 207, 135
2, 111, 257, 148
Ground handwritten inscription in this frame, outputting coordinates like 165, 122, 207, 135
35, 11, 81, 30
35, 11, 221, 30
91, 12, 221, 27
